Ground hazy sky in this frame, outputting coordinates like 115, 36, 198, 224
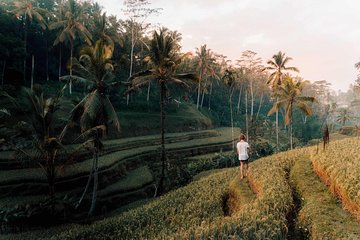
101, 0, 360, 91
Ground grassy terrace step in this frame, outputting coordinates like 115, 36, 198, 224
310, 137, 360, 219
0, 129, 219, 169
290, 156, 360, 239
0, 128, 239, 187
227, 177, 256, 216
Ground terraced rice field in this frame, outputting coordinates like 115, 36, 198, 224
1, 134, 360, 239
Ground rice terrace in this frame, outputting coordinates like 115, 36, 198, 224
0, 0, 360, 239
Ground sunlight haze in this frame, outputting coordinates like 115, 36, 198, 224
102, 0, 360, 91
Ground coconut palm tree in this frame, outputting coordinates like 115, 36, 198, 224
222, 67, 239, 149
268, 76, 315, 149
336, 108, 353, 126
8, 86, 68, 211
263, 51, 299, 148
12, 0, 47, 86
49, 0, 92, 94
127, 28, 197, 195
61, 39, 120, 216
195, 44, 216, 109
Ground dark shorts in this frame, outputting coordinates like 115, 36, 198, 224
240, 159, 249, 164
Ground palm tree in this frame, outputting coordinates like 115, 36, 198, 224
127, 29, 197, 195
8, 87, 68, 211
336, 108, 353, 126
61, 39, 120, 216
222, 68, 239, 149
49, 0, 92, 94
195, 44, 216, 109
268, 76, 315, 149
263, 51, 299, 148
12, 0, 47, 86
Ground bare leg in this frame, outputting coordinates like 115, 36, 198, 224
245, 162, 249, 177
240, 161, 244, 179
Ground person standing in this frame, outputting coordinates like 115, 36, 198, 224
237, 134, 250, 179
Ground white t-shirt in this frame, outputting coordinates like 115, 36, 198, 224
237, 141, 250, 160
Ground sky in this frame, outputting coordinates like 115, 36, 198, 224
101, 0, 360, 92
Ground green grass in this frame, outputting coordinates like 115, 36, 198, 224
290, 156, 360, 239
310, 137, 360, 218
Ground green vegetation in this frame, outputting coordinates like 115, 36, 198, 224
310, 137, 360, 218
1, 0, 360, 238
290, 155, 360, 239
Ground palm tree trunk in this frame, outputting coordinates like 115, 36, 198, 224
76, 156, 95, 209
200, 77, 208, 108
158, 80, 166, 195
229, 92, 234, 151
147, 81, 151, 102
127, 20, 135, 106
196, 72, 202, 109
250, 79, 254, 118
208, 82, 212, 110
23, 14, 27, 84
290, 121, 293, 150
46, 39, 49, 82
256, 93, 264, 119
237, 86, 243, 113
1, 60, 5, 86
69, 44, 73, 94
58, 44, 62, 81
31, 55, 34, 90
245, 89, 249, 140
276, 97, 279, 149
89, 150, 98, 216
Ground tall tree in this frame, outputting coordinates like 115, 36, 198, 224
61, 39, 120, 216
123, 0, 162, 105
263, 51, 299, 148
236, 50, 263, 118
222, 67, 239, 149
268, 76, 314, 149
127, 28, 197, 195
195, 44, 216, 109
11, 0, 47, 87
50, 0, 92, 94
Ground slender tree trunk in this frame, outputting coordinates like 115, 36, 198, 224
76, 157, 95, 209
31, 55, 34, 90
256, 93, 264, 119
290, 121, 293, 150
58, 44, 62, 81
200, 77, 208, 108
23, 14, 27, 84
89, 150, 98, 216
1, 60, 5, 86
229, 92, 234, 151
69, 44, 73, 94
196, 72, 202, 109
208, 82, 212, 110
276, 97, 279, 149
245, 90, 249, 140
237, 86, 243, 113
46, 40, 49, 81
158, 80, 166, 195
127, 20, 135, 106
250, 79, 254, 118
147, 81, 151, 102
